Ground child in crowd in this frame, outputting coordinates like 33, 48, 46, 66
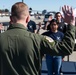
42, 19, 64, 75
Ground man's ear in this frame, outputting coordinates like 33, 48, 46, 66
26, 15, 30, 23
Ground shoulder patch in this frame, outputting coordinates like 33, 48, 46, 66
44, 36, 54, 43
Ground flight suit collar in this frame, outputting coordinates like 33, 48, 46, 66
8, 23, 27, 30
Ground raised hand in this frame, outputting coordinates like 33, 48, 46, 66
62, 5, 75, 26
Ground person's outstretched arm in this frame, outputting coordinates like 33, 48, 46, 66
40, 5, 75, 56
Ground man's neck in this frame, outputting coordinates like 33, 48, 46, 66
16, 20, 27, 28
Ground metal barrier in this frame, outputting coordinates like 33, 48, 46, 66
61, 61, 76, 74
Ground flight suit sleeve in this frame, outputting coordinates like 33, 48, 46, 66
40, 25, 75, 56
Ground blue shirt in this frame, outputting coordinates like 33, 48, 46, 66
27, 20, 36, 33
42, 30, 64, 41
42, 30, 64, 57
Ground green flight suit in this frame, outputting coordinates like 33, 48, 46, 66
0, 23, 75, 75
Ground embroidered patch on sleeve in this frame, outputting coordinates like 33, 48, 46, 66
44, 36, 54, 43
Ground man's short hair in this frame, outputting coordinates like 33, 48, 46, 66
55, 12, 61, 18
11, 2, 29, 19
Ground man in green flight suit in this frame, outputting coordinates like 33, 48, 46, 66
0, 2, 75, 75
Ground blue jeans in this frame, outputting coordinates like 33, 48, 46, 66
46, 55, 62, 75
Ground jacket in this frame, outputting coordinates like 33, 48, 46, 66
0, 23, 75, 75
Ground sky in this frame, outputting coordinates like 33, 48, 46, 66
0, 0, 76, 12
